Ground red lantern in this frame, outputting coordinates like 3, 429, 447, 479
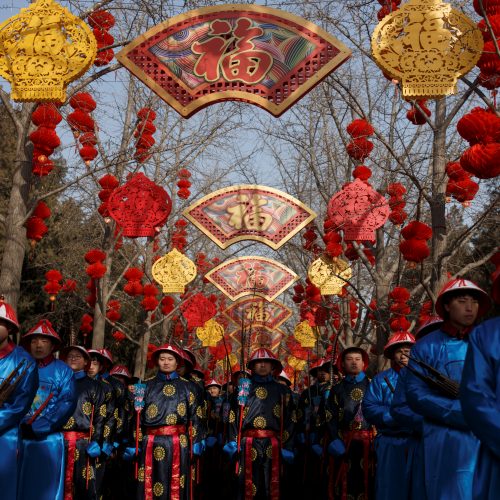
88, 10, 116, 67
44, 270, 63, 301
141, 283, 159, 312
399, 221, 432, 265
457, 107, 500, 145
461, 143, 500, 179
180, 293, 217, 329
124, 267, 144, 296
346, 137, 374, 162
161, 296, 175, 315
108, 173, 172, 237
406, 100, 431, 125
112, 330, 126, 343
84, 249, 107, 279
134, 108, 156, 163
62, 279, 77, 293
98, 174, 119, 217
30, 104, 61, 177
106, 299, 121, 323
352, 165, 372, 183
177, 168, 192, 200
346, 119, 375, 138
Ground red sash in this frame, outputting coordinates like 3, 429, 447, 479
242, 430, 280, 500
63, 431, 87, 500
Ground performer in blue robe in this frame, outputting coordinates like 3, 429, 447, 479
406, 278, 491, 500
18, 319, 77, 500
0, 299, 38, 500
363, 331, 415, 500
461, 316, 500, 499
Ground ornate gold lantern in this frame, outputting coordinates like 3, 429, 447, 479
294, 321, 317, 348
0, 0, 97, 102
372, 0, 483, 99
308, 255, 352, 295
152, 249, 197, 293
196, 318, 224, 347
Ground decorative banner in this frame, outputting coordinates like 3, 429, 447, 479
184, 185, 316, 250
152, 248, 197, 293
229, 325, 284, 353
371, 0, 483, 99
294, 321, 317, 348
327, 178, 390, 242
206, 256, 298, 302
196, 318, 224, 347
224, 297, 292, 330
308, 255, 352, 295
117, 5, 351, 118
0, 0, 97, 102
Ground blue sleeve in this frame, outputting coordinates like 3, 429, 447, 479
390, 369, 422, 431
0, 357, 38, 433
460, 321, 500, 457
406, 341, 468, 430
32, 369, 77, 437
362, 374, 395, 428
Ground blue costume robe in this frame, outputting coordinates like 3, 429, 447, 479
363, 367, 413, 500
0, 341, 38, 500
460, 317, 500, 500
390, 367, 426, 499
18, 356, 76, 500
406, 327, 479, 500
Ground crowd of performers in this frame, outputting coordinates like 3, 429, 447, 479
0, 273, 499, 500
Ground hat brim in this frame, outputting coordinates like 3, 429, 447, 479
60, 345, 90, 365
309, 361, 332, 378
247, 358, 283, 373
22, 332, 61, 351
152, 348, 184, 365
383, 341, 414, 359
436, 289, 491, 319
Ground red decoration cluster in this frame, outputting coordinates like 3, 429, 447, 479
445, 162, 479, 206
141, 283, 159, 312
30, 103, 62, 176
80, 313, 93, 336
346, 119, 375, 163
387, 183, 408, 225
418, 300, 433, 322
86, 279, 96, 308
68, 93, 98, 165
406, 100, 432, 125
376, 0, 401, 20
44, 269, 63, 301
134, 108, 156, 163
112, 330, 126, 343
161, 296, 175, 315
323, 220, 343, 259
124, 267, 144, 296
62, 279, 77, 293
388, 287, 411, 332
26, 201, 51, 245
172, 219, 188, 252
474, 1, 500, 89
457, 107, 500, 179
85, 249, 107, 279
399, 221, 432, 265
177, 168, 192, 199
88, 10, 115, 66
181, 293, 217, 329
106, 299, 121, 323
98, 174, 119, 218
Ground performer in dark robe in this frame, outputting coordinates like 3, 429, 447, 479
0, 299, 38, 500
224, 348, 295, 500
18, 320, 77, 500
363, 332, 415, 500
324, 347, 374, 500
133, 344, 205, 500
60, 345, 107, 500
406, 278, 491, 500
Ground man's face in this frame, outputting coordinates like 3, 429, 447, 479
0, 319, 12, 346
65, 349, 87, 372
342, 352, 364, 375
445, 294, 479, 329
393, 346, 411, 366
88, 357, 102, 377
30, 336, 54, 360
252, 360, 273, 377
207, 386, 221, 397
158, 353, 178, 373
317, 368, 331, 383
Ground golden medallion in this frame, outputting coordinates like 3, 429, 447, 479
152, 248, 197, 293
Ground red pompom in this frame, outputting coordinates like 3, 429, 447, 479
85, 249, 106, 263
346, 119, 374, 138
353, 165, 372, 182
460, 143, 500, 179
32, 201, 51, 219
346, 137, 374, 162
69, 93, 97, 112
401, 221, 433, 241
86, 262, 107, 279
399, 239, 430, 263
45, 269, 63, 281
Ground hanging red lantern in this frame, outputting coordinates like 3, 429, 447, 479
352, 165, 372, 183
134, 108, 156, 163
68, 93, 98, 165
107, 173, 172, 237
161, 296, 175, 315
445, 161, 479, 206
124, 267, 144, 296
44, 269, 63, 302
141, 283, 160, 312
84, 249, 107, 279
112, 330, 126, 343
399, 221, 432, 265
88, 10, 116, 67
26, 201, 51, 246
388, 286, 412, 332
106, 299, 121, 323
460, 143, 500, 179
457, 107, 500, 145
406, 100, 431, 125
61, 279, 77, 293
85, 279, 97, 308
346, 137, 374, 162
386, 182, 408, 226
346, 119, 375, 138
98, 174, 119, 217
377, 0, 400, 20
177, 168, 192, 199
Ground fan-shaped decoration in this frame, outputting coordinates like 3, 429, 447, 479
152, 248, 197, 293
229, 326, 284, 353
107, 173, 172, 238
196, 318, 224, 347
184, 185, 316, 250
224, 297, 292, 330
327, 178, 390, 242
308, 255, 352, 295
294, 321, 317, 348
371, 0, 483, 99
181, 293, 217, 329
117, 5, 351, 118
0, 0, 97, 102
206, 256, 298, 302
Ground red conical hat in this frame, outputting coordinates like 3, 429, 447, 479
182, 347, 197, 367
98, 348, 113, 367
192, 365, 205, 379
277, 370, 292, 386
309, 358, 331, 377
247, 347, 283, 372
383, 331, 416, 359
435, 278, 491, 318
23, 319, 61, 347
0, 298, 19, 333
60, 345, 90, 369
110, 364, 132, 380
415, 316, 443, 340
152, 344, 184, 364
205, 378, 221, 389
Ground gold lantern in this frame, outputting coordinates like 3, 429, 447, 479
152, 248, 197, 293
371, 0, 483, 99
308, 255, 352, 295
0, 0, 97, 102
294, 321, 317, 348
196, 318, 224, 347
287, 355, 307, 371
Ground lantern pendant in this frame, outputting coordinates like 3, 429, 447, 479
152, 249, 197, 293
